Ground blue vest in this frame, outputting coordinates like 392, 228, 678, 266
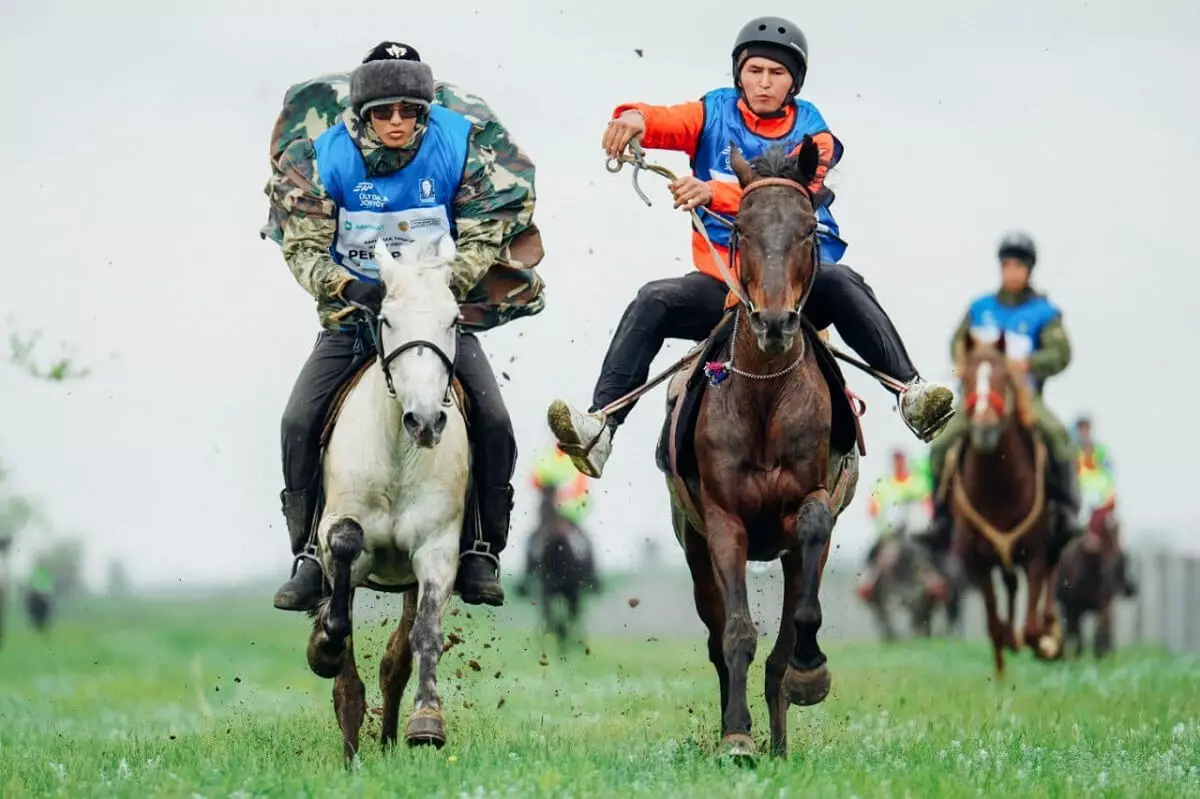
691, 87, 847, 263
967, 293, 1062, 393
314, 105, 471, 282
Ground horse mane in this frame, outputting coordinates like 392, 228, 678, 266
745, 133, 826, 189
749, 145, 809, 183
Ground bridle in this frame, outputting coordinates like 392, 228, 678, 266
723, 175, 822, 317
963, 358, 1014, 423
347, 299, 457, 404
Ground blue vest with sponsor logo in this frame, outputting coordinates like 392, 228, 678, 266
314, 104, 471, 282
691, 87, 847, 263
967, 292, 1061, 393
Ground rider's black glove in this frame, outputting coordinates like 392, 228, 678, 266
340, 279, 385, 314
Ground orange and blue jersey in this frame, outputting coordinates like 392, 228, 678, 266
613, 89, 846, 283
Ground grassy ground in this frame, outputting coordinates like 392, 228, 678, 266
0, 594, 1197, 798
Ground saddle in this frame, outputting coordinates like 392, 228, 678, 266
656, 309, 866, 532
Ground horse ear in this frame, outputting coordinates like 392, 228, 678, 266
995, 330, 1007, 355
435, 232, 458, 267
791, 134, 820, 186
729, 141, 756, 188
374, 238, 401, 290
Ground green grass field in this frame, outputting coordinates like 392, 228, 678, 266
0, 593, 1197, 798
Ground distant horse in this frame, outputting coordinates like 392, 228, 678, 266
946, 334, 1060, 679
304, 236, 471, 762
1056, 503, 1122, 659
661, 138, 862, 760
0, 538, 10, 646
26, 585, 52, 631
858, 503, 949, 641
518, 484, 600, 651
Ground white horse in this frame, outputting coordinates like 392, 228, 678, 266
306, 235, 470, 761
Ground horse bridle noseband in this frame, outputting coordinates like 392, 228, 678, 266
348, 300, 458, 404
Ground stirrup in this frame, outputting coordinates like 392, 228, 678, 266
289, 547, 323, 578
461, 541, 500, 568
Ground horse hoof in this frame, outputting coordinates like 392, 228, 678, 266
719, 733, 757, 766
783, 664, 831, 706
1037, 635, 1061, 660
306, 635, 345, 679
405, 708, 446, 748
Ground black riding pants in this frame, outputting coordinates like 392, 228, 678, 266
590, 265, 920, 424
280, 326, 516, 549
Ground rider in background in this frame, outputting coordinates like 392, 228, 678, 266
1075, 420, 1137, 596
927, 232, 1082, 562
1073, 415, 1114, 473
546, 15, 954, 478
522, 443, 599, 594
857, 449, 932, 599
531, 443, 591, 532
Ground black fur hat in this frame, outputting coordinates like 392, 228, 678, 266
350, 41, 434, 112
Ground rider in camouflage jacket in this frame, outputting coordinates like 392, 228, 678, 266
262, 42, 545, 613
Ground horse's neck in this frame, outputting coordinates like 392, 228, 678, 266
357, 366, 406, 454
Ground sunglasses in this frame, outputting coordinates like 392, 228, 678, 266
367, 103, 424, 122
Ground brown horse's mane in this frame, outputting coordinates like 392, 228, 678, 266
747, 144, 819, 187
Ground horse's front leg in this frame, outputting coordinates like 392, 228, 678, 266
307, 517, 365, 679
765, 551, 801, 758
404, 534, 459, 748
1002, 568, 1022, 652
703, 506, 757, 758
784, 489, 834, 707
1022, 557, 1047, 652
333, 638, 366, 765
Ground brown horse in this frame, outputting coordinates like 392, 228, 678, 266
946, 334, 1061, 678
661, 137, 862, 760
1056, 502, 1122, 658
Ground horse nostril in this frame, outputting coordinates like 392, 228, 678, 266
433, 411, 448, 434
748, 311, 767, 334
402, 412, 422, 437
782, 311, 800, 334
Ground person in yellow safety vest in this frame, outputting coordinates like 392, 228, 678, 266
1077, 442, 1137, 597
531, 444, 591, 527
857, 450, 938, 598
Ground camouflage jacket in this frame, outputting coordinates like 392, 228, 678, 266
261, 75, 545, 332
950, 288, 1072, 384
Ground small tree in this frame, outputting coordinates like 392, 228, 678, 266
8, 329, 90, 381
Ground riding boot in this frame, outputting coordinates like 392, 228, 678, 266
806, 263, 956, 441
272, 487, 325, 612
1045, 456, 1083, 564
456, 484, 512, 607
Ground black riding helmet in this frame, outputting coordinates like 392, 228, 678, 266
997, 231, 1037, 268
732, 16, 809, 98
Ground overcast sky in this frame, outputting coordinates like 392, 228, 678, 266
1, 0, 1198, 589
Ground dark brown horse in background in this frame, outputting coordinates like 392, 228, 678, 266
1056, 502, 1122, 658
662, 137, 862, 760
946, 334, 1061, 679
